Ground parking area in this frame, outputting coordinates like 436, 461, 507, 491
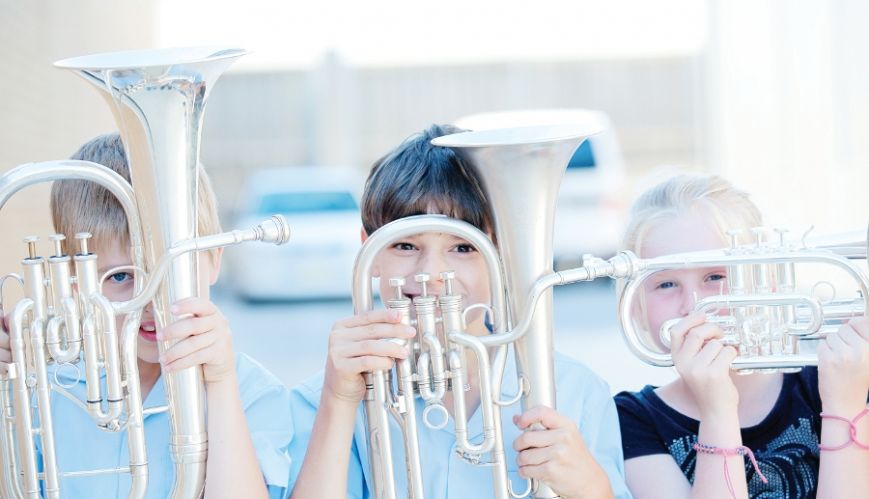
215, 280, 676, 395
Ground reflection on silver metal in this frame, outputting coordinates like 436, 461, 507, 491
0, 48, 290, 498
605, 228, 868, 371
355, 124, 596, 499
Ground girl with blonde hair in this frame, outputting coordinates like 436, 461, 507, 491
614, 174, 869, 499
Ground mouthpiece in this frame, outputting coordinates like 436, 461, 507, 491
254, 215, 291, 245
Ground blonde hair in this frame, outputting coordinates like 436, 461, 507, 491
622, 174, 763, 344
51, 133, 222, 255
623, 174, 762, 257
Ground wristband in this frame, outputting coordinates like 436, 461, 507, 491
694, 442, 768, 499
819, 407, 869, 451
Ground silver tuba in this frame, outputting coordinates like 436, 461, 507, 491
354, 125, 602, 499
0, 47, 291, 498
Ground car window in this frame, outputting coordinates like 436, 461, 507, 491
258, 191, 358, 214
566, 140, 595, 169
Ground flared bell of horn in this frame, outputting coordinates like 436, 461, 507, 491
432, 124, 599, 498
54, 47, 245, 499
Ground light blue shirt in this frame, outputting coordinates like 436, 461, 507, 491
37, 352, 292, 498
287, 352, 631, 498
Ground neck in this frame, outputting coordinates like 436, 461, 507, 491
731, 371, 784, 425
663, 372, 784, 426
137, 358, 162, 400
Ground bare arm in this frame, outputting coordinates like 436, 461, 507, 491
291, 394, 359, 498
816, 318, 869, 499
160, 297, 268, 499
625, 455, 691, 499
291, 309, 413, 498
204, 376, 269, 499
667, 313, 748, 499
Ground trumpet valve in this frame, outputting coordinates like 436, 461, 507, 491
388, 277, 406, 300
75, 232, 93, 256
23, 235, 39, 260
48, 234, 66, 258
415, 273, 431, 297
440, 271, 455, 296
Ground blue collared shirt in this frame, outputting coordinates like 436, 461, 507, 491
37, 352, 292, 498
287, 351, 631, 498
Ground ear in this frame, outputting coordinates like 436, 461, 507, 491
360, 226, 368, 244
207, 247, 223, 286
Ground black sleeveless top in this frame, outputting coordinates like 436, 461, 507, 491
614, 368, 822, 499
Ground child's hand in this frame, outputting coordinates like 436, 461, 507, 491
158, 297, 236, 384
513, 406, 613, 499
323, 309, 415, 406
817, 317, 869, 412
669, 311, 739, 418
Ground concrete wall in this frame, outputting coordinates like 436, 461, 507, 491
0, 1, 155, 273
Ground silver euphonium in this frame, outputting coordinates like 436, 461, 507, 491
0, 47, 290, 498
353, 125, 603, 499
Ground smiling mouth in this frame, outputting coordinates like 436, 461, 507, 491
139, 323, 157, 342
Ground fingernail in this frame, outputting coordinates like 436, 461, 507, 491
171, 304, 180, 314
388, 310, 400, 321
404, 326, 416, 336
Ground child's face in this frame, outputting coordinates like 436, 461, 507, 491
639, 211, 729, 345
96, 240, 219, 365
373, 231, 492, 332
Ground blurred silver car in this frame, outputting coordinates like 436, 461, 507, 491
453, 109, 626, 268
225, 166, 364, 300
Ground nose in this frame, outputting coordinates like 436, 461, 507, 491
417, 251, 448, 295
677, 287, 699, 317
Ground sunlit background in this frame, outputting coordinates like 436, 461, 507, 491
0, 0, 867, 392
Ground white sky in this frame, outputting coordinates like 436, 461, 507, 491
156, 0, 707, 71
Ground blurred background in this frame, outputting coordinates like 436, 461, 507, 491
0, 0, 867, 392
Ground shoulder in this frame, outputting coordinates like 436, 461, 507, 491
553, 351, 612, 400
234, 352, 292, 406
614, 385, 656, 416
613, 386, 678, 459
289, 369, 326, 408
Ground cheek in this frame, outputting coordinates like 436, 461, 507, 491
643, 293, 679, 331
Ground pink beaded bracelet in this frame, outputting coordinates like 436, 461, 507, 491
693, 442, 768, 499
819, 407, 869, 451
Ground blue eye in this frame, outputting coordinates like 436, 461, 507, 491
707, 274, 726, 282
657, 281, 676, 290
108, 272, 133, 284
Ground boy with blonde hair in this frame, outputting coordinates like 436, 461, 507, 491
1, 133, 292, 498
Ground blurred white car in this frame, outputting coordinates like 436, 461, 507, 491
453, 109, 626, 268
225, 166, 364, 301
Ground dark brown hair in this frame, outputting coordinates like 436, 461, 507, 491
361, 124, 494, 237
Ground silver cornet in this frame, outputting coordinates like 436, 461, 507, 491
583, 226, 869, 371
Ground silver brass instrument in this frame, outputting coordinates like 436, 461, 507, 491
570, 226, 868, 371
0, 47, 291, 498
354, 125, 601, 499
